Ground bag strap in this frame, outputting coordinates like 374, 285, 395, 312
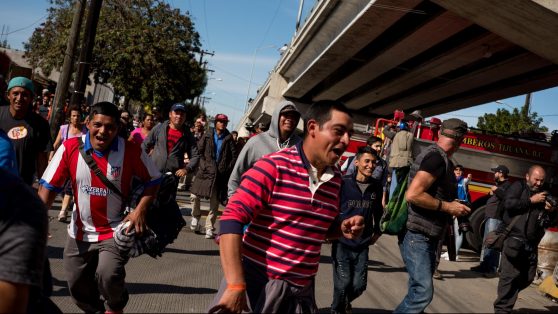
502, 215, 521, 236
78, 137, 124, 199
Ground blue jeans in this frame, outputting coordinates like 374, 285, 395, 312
481, 218, 502, 273
395, 230, 438, 314
331, 241, 369, 313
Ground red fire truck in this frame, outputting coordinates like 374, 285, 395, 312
343, 116, 558, 252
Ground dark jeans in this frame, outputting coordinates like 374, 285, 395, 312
494, 240, 537, 313
331, 241, 369, 313
481, 218, 502, 273
395, 229, 438, 314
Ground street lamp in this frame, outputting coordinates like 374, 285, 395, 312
245, 44, 277, 111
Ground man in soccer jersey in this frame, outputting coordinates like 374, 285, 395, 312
38, 102, 162, 313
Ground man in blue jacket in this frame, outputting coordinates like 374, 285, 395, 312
331, 146, 383, 314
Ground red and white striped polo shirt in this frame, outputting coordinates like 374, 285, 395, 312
41, 134, 161, 242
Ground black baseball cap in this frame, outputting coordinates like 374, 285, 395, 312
441, 118, 468, 139
491, 165, 509, 175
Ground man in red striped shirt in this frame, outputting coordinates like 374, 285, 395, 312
38, 102, 161, 313
209, 100, 365, 314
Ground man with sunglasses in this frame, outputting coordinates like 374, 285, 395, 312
395, 118, 471, 313
190, 113, 237, 239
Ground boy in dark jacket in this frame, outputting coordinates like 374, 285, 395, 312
331, 146, 383, 314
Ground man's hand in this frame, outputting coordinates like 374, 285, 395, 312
123, 208, 147, 234
340, 215, 365, 239
530, 192, 547, 204
175, 168, 187, 177
208, 288, 248, 314
441, 200, 471, 217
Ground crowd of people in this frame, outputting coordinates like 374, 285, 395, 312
1, 75, 557, 314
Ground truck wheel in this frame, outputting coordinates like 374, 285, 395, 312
465, 205, 486, 253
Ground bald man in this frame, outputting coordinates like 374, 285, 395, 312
494, 165, 558, 313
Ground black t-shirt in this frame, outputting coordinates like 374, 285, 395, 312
0, 168, 48, 287
418, 150, 455, 200
0, 106, 52, 185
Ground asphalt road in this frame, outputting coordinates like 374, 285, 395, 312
45, 190, 557, 313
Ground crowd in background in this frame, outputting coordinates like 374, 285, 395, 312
0, 75, 557, 314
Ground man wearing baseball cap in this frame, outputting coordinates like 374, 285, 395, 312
142, 103, 199, 200
396, 118, 470, 313
228, 101, 302, 198
471, 164, 511, 276
0, 76, 52, 185
190, 113, 237, 239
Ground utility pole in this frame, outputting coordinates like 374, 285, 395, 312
524, 92, 532, 115
193, 50, 214, 106
70, 0, 103, 110
49, 0, 86, 139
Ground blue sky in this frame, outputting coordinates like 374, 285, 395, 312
2, 0, 557, 131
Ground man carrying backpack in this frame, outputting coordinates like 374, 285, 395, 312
470, 165, 511, 277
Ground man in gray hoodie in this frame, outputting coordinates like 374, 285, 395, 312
227, 101, 302, 197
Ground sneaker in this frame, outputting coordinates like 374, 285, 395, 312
482, 271, 498, 278
205, 229, 215, 239
470, 265, 487, 273
190, 217, 199, 231
433, 269, 443, 280
441, 252, 449, 261
58, 211, 67, 222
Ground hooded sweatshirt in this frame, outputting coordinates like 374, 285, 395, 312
227, 100, 302, 197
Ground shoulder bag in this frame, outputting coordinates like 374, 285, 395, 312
78, 138, 185, 258
483, 215, 520, 251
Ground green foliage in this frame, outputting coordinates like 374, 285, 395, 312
477, 104, 548, 134
25, 0, 206, 107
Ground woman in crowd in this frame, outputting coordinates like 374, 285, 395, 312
129, 113, 155, 145
50, 105, 85, 222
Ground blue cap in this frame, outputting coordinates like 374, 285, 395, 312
170, 103, 186, 112
7, 76, 35, 94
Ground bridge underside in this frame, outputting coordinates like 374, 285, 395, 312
273, 0, 558, 121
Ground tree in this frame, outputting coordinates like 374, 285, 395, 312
477, 104, 548, 135
25, 0, 206, 108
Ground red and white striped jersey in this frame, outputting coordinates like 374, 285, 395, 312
41, 134, 161, 242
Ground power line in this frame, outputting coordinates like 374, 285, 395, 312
211, 64, 251, 83
0, 14, 48, 36
202, 0, 212, 51
256, 0, 284, 48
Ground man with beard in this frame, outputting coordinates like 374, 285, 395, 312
209, 100, 364, 314
494, 165, 558, 313
395, 118, 471, 313
227, 100, 302, 198
0, 77, 52, 185
189, 113, 237, 239
38, 102, 161, 313
470, 165, 511, 276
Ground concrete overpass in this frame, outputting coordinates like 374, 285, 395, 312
237, 0, 558, 136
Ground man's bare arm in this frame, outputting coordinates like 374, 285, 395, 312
209, 233, 247, 314
0, 281, 29, 313
38, 185, 58, 209
406, 170, 470, 217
